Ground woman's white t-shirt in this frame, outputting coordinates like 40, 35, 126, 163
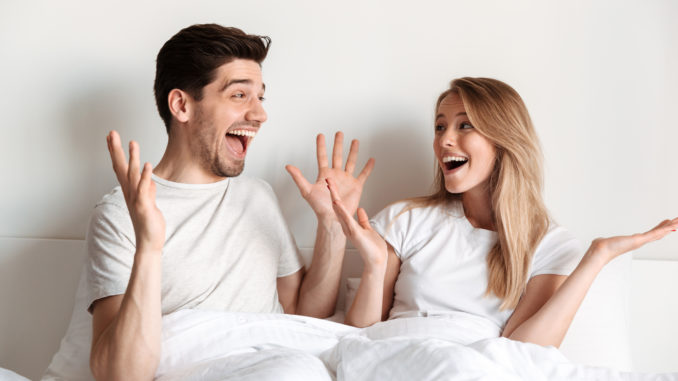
370, 201, 582, 334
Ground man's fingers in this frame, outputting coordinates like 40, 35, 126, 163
331, 131, 344, 169
107, 131, 129, 187
357, 157, 376, 183
345, 139, 359, 174
137, 162, 153, 197
285, 165, 312, 196
128, 141, 141, 194
316, 134, 329, 169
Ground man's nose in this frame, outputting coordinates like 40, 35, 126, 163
245, 98, 267, 124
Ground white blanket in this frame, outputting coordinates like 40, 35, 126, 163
156, 309, 677, 381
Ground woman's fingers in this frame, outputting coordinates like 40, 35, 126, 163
331, 131, 344, 169
357, 208, 372, 230
327, 177, 359, 235
641, 217, 678, 244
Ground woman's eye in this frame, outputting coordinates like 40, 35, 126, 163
233, 93, 245, 99
258, 96, 266, 102
435, 124, 445, 132
459, 122, 474, 130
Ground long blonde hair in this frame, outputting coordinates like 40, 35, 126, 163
402, 77, 550, 310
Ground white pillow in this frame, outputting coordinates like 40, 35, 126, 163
42, 265, 94, 381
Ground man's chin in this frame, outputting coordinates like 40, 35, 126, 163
212, 160, 245, 178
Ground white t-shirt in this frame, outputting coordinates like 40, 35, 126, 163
85, 174, 303, 315
371, 201, 582, 333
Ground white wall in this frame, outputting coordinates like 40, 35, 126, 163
1, 0, 677, 260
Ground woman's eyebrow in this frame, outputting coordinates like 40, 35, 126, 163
435, 112, 467, 119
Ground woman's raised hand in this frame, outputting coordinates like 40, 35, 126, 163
587, 217, 678, 264
326, 177, 387, 271
107, 131, 166, 253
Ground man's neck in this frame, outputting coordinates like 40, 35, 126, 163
153, 135, 224, 184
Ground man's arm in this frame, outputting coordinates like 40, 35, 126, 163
89, 131, 165, 380
90, 251, 162, 381
284, 132, 374, 318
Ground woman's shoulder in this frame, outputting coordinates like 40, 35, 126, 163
541, 222, 582, 249
370, 199, 464, 244
373, 199, 459, 225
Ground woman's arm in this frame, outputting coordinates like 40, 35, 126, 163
381, 246, 401, 321
326, 177, 396, 327
502, 218, 678, 347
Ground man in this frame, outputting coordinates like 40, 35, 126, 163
87, 24, 373, 380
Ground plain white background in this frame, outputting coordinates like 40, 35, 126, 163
1, 0, 677, 260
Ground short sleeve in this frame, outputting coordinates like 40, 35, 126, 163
370, 201, 420, 260
257, 182, 303, 278
530, 225, 583, 278
85, 196, 136, 313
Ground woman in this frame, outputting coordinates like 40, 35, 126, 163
327, 77, 678, 347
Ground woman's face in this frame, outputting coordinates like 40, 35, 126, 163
433, 93, 497, 195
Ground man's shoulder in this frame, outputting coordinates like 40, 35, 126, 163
93, 186, 127, 212
89, 186, 131, 228
230, 175, 276, 198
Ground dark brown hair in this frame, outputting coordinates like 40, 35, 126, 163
153, 24, 271, 133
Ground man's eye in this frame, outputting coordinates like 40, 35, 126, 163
460, 122, 474, 129
233, 93, 245, 98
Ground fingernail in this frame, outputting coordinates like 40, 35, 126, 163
672, 229, 676, 232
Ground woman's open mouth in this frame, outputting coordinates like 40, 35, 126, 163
443, 156, 468, 171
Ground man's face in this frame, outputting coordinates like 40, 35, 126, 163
190, 59, 267, 178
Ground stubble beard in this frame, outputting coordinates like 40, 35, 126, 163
193, 111, 245, 178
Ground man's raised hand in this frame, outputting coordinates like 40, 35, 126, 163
286, 132, 375, 222
107, 131, 165, 253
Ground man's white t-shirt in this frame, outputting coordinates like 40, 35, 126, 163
371, 201, 582, 332
85, 174, 303, 315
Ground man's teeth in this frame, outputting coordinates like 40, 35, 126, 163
228, 130, 257, 138
442, 156, 468, 163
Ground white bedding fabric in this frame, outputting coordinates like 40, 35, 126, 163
155, 309, 677, 381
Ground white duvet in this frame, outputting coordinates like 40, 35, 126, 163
156, 309, 676, 381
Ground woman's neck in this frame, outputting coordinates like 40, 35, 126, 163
461, 185, 495, 231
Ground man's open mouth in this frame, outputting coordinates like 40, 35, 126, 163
225, 129, 257, 155
443, 156, 468, 171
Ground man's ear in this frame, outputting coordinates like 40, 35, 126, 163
168, 89, 192, 123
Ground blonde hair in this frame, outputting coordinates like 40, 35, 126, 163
401, 77, 550, 310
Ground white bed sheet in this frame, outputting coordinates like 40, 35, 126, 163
155, 309, 678, 381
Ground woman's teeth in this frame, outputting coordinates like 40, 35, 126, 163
443, 156, 468, 170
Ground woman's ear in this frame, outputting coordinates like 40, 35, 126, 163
168, 89, 192, 124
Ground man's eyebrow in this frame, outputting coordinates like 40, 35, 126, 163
220, 79, 266, 92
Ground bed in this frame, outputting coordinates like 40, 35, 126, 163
0, 237, 676, 380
